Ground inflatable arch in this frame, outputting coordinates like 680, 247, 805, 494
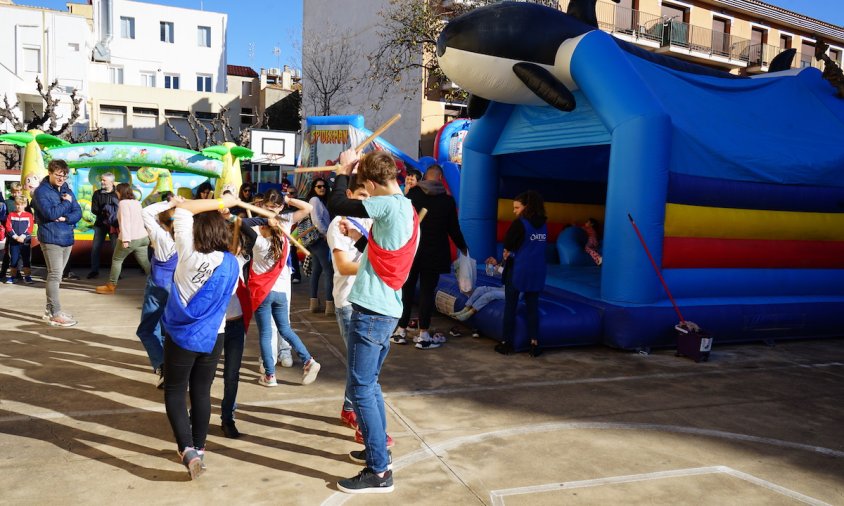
436, 2, 844, 350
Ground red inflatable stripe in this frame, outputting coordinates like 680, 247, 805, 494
496, 221, 566, 243
663, 237, 844, 268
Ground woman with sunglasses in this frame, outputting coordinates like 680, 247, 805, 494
305, 178, 334, 315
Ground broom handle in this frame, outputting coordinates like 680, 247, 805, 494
627, 213, 685, 323
293, 114, 402, 174
237, 200, 311, 257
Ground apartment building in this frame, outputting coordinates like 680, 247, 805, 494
226, 64, 300, 129
578, 0, 843, 74
82, 0, 238, 145
0, 0, 91, 132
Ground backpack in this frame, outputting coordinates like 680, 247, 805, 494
102, 200, 119, 229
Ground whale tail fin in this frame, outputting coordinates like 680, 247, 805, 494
768, 48, 796, 72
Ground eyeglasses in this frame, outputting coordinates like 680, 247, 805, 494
53, 173, 69, 180
315, 185, 326, 189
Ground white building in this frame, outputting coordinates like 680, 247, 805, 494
85, 0, 238, 144
0, 0, 91, 132
302, 0, 429, 158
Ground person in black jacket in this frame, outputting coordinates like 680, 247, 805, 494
391, 165, 468, 349
87, 172, 119, 279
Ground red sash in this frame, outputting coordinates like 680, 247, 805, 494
247, 237, 289, 317
366, 207, 419, 290
236, 279, 253, 331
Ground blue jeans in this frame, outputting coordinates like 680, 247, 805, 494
503, 283, 540, 346
309, 238, 334, 301
347, 307, 397, 473
255, 291, 312, 376
135, 276, 168, 370
466, 286, 505, 311
90, 224, 116, 274
334, 304, 354, 412
222, 317, 245, 423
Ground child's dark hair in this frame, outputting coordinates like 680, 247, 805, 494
193, 212, 232, 253
262, 188, 285, 210
348, 174, 366, 192
160, 191, 174, 202
265, 215, 287, 262
195, 181, 214, 198
514, 190, 546, 220
358, 151, 397, 186
406, 168, 422, 180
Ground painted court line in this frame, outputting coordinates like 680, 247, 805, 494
321, 422, 843, 506
488, 466, 831, 506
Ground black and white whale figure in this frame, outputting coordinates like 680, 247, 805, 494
436, 0, 796, 118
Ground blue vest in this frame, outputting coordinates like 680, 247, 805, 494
162, 253, 238, 353
150, 253, 178, 291
512, 217, 547, 292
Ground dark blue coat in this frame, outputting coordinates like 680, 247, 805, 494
32, 179, 82, 247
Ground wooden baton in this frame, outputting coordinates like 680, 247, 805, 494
235, 200, 311, 256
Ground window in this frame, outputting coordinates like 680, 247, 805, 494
196, 74, 212, 92
197, 26, 211, 47
109, 66, 124, 84
133, 107, 159, 140
241, 81, 252, 96
241, 107, 254, 125
160, 21, 174, 43
100, 105, 127, 136
23, 47, 40, 73
779, 34, 792, 50
164, 110, 190, 141
661, 4, 689, 46
120, 16, 135, 39
67, 42, 80, 52
800, 40, 815, 68
749, 27, 766, 65
711, 17, 730, 56
195, 111, 216, 120
164, 73, 180, 89
830, 48, 842, 65
140, 72, 156, 87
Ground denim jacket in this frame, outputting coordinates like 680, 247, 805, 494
32, 180, 82, 247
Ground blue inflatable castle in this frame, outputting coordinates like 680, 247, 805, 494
434, 1, 844, 351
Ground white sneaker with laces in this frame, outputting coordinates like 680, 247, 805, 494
278, 348, 293, 368
302, 358, 321, 385
48, 312, 77, 327
258, 374, 278, 387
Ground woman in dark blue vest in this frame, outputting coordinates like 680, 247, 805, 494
488, 190, 548, 357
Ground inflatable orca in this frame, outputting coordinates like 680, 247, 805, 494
436, 1, 795, 117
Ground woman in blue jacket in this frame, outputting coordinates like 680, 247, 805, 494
32, 160, 82, 327
487, 190, 548, 357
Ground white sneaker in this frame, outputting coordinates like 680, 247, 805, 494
415, 339, 442, 350
302, 358, 320, 385
258, 374, 278, 387
278, 348, 293, 368
48, 312, 77, 327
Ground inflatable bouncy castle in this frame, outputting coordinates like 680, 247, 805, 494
435, 2, 844, 351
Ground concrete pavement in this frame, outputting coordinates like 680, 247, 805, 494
1, 265, 843, 505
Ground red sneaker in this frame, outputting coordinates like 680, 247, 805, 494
340, 409, 358, 430
355, 428, 394, 448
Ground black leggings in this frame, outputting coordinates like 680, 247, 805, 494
163, 332, 224, 451
398, 265, 441, 330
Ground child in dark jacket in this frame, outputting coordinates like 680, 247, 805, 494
5, 196, 34, 284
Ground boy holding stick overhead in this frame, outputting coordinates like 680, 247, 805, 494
328, 148, 419, 494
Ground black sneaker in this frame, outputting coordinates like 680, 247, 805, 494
349, 449, 392, 469
415, 339, 441, 350
494, 342, 514, 355
337, 467, 394, 494
221, 421, 241, 439
64, 271, 80, 280
86, 271, 99, 279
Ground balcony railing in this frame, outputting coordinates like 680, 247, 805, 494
661, 20, 751, 63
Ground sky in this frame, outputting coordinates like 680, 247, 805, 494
18, 0, 304, 72
13, 0, 844, 71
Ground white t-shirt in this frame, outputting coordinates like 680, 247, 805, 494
172, 208, 234, 334
142, 201, 176, 262
250, 213, 293, 295
326, 215, 371, 308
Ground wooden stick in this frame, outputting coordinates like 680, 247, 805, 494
418, 208, 428, 222
236, 200, 311, 256
354, 113, 401, 153
293, 113, 402, 173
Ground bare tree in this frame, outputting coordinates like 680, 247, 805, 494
0, 77, 82, 137
300, 29, 361, 116
366, 0, 479, 106
165, 106, 267, 150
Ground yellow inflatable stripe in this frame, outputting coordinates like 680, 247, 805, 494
498, 199, 605, 224
664, 203, 844, 241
